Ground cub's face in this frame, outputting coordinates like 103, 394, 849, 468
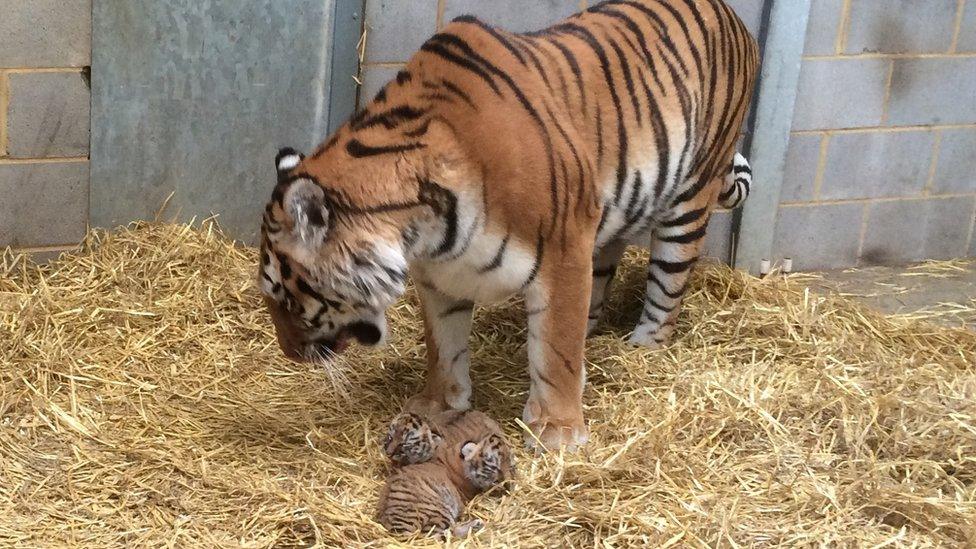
383, 412, 443, 466
460, 433, 516, 491
258, 148, 409, 362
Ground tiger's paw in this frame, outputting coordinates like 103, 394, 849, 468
526, 420, 589, 453
523, 400, 588, 452
586, 317, 600, 337
403, 393, 470, 417
627, 327, 671, 350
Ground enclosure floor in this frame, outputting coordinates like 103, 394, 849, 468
812, 260, 976, 330
2, 226, 974, 548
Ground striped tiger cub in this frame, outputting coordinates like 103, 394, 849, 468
377, 411, 514, 537
259, 0, 759, 451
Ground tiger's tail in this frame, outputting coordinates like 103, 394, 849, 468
719, 152, 752, 209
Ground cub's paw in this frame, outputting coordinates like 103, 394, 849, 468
451, 519, 485, 538
383, 412, 442, 465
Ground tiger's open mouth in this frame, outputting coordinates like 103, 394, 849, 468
311, 321, 382, 357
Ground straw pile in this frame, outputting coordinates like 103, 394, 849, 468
1, 222, 974, 548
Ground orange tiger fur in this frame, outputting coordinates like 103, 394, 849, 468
259, 0, 759, 450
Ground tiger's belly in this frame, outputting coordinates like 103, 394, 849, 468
593, 123, 693, 249
413, 226, 539, 304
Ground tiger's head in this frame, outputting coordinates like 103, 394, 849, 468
259, 118, 470, 362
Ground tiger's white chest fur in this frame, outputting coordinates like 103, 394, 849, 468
412, 191, 539, 304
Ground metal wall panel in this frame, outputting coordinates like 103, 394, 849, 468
90, 0, 342, 242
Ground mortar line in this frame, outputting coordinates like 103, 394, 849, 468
0, 70, 8, 157
922, 130, 943, 197
855, 202, 871, 266
792, 122, 976, 136
11, 244, 80, 254
802, 52, 976, 60
950, 0, 966, 53
879, 60, 895, 126
0, 156, 89, 165
781, 193, 976, 208
836, 0, 853, 54
4, 67, 87, 74
361, 61, 409, 69
436, 0, 446, 29
811, 132, 831, 201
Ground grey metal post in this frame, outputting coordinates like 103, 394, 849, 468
733, 0, 812, 274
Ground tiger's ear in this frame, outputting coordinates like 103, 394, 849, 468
282, 179, 330, 247
276, 147, 304, 181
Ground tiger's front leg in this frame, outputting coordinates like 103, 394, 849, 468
405, 283, 474, 416
522, 248, 592, 451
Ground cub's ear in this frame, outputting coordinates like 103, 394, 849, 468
460, 441, 478, 460
276, 147, 305, 178
282, 179, 330, 247
429, 428, 444, 448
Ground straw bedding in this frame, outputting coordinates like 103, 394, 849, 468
1, 222, 974, 548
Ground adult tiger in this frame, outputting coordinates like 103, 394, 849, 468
259, 0, 759, 450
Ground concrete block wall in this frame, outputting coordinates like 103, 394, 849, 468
776, 0, 976, 270
359, 0, 765, 260
0, 0, 92, 260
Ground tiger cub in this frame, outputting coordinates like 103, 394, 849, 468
377, 411, 514, 537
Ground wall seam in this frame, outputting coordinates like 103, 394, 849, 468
3, 67, 87, 74
436, 0, 446, 29
802, 52, 976, 60
950, 0, 966, 53
966, 196, 976, 255
922, 130, 943, 197
361, 61, 409, 69
11, 244, 80, 253
0, 156, 90, 165
879, 59, 895, 125
835, 0, 853, 54
781, 193, 976, 208
792, 122, 976, 135
855, 202, 871, 266
811, 132, 831, 200
0, 70, 8, 157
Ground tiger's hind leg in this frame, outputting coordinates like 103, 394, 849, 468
405, 283, 474, 416
629, 181, 719, 349
587, 240, 627, 336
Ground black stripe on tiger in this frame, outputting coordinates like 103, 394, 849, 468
346, 139, 426, 158
552, 23, 628, 204
350, 105, 428, 131
425, 32, 565, 238
657, 222, 708, 244
440, 79, 477, 109
478, 234, 510, 273
420, 41, 503, 96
